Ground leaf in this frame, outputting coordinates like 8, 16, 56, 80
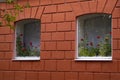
0, 22, 2, 26
6, 0, 15, 4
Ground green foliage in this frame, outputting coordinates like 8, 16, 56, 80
0, 0, 31, 30
0, 22, 2, 26
14, 4, 23, 12
79, 34, 111, 57
16, 34, 40, 56
6, 0, 15, 4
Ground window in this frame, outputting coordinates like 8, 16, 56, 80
76, 13, 112, 61
14, 19, 40, 60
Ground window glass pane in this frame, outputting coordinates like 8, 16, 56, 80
15, 19, 40, 57
78, 14, 111, 57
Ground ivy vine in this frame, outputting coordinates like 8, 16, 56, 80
0, 0, 30, 30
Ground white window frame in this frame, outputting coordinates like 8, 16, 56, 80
13, 19, 40, 61
75, 14, 112, 61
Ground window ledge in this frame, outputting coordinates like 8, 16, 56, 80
75, 56, 112, 61
13, 56, 40, 61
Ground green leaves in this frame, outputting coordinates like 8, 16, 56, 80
14, 4, 23, 12
0, 22, 2, 26
6, 0, 15, 4
0, 0, 31, 30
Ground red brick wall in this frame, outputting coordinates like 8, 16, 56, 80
0, 0, 120, 80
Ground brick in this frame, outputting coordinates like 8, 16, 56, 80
86, 62, 101, 72
0, 35, 5, 42
97, 0, 107, 12
80, 1, 90, 14
41, 24, 46, 32
4, 52, 12, 60
40, 0, 52, 5
104, 0, 118, 13
57, 22, 71, 31
46, 23, 56, 32
45, 60, 56, 71
51, 72, 64, 80
51, 51, 64, 59
36, 6, 44, 19
40, 42, 45, 50
102, 61, 118, 72
113, 39, 118, 49
19, 9, 25, 20
41, 14, 52, 23
6, 3, 14, 9
10, 61, 21, 70
71, 2, 83, 16
65, 72, 78, 80
65, 31, 75, 40
52, 32, 65, 40
112, 8, 120, 18
72, 41, 75, 50
118, 61, 120, 71
44, 5, 57, 13
57, 60, 71, 71
32, 61, 44, 70
41, 51, 51, 59
15, 71, 26, 80
116, 0, 120, 7
65, 12, 75, 21
72, 61, 86, 71
3, 71, 14, 80
113, 50, 120, 59
118, 40, 120, 49
24, 8, 31, 19
5, 34, 13, 42
18, 0, 28, 6
26, 72, 38, 80
52, 0, 64, 4
0, 71, 3, 80
29, 0, 40, 6
89, 0, 97, 13
113, 29, 120, 39
0, 3, 6, 9
65, 51, 75, 59
0, 60, 9, 70
57, 41, 71, 50
79, 72, 93, 80
44, 41, 56, 50
0, 52, 4, 59
41, 33, 51, 41
0, 27, 10, 34
58, 4, 72, 12
119, 19, 120, 28
65, 0, 78, 2
39, 72, 50, 80
31, 7, 38, 18
93, 73, 110, 80
112, 19, 118, 28
0, 43, 10, 51
21, 62, 32, 70
53, 13, 65, 22
72, 21, 76, 30
9, 43, 14, 51
111, 73, 120, 80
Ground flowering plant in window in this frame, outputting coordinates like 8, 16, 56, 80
79, 33, 111, 57
16, 34, 40, 56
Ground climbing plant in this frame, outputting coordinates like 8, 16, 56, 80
0, 0, 30, 30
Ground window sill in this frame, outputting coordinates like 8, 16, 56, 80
75, 56, 112, 61
13, 56, 40, 61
